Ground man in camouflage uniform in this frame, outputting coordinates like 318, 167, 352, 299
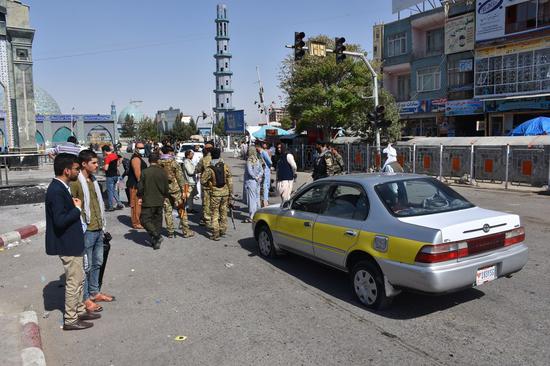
329, 143, 345, 175
200, 148, 233, 241
312, 141, 336, 180
195, 141, 213, 227
158, 146, 194, 238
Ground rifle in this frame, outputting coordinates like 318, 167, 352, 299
228, 200, 236, 230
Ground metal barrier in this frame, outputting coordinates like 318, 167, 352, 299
0, 153, 49, 186
288, 142, 550, 189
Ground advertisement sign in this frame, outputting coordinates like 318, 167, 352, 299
392, 0, 424, 14
485, 98, 550, 112
429, 98, 447, 113
476, 0, 506, 42
458, 59, 473, 72
445, 99, 484, 116
198, 127, 211, 137
397, 101, 421, 115
224, 110, 245, 134
445, 13, 475, 54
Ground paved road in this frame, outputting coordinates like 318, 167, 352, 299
0, 156, 548, 365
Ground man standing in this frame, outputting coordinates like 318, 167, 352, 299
183, 150, 197, 213
201, 148, 233, 241
128, 143, 147, 229
257, 142, 272, 208
45, 153, 101, 330
312, 141, 335, 181
102, 145, 123, 211
275, 143, 297, 203
195, 141, 213, 227
138, 152, 170, 250
70, 150, 115, 314
382, 143, 404, 173
329, 143, 345, 175
158, 146, 194, 239
46, 135, 83, 158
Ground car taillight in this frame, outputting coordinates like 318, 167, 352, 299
504, 227, 525, 246
415, 241, 468, 263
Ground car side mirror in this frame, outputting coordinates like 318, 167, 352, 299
282, 200, 291, 210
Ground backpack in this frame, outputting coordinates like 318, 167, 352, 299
210, 162, 226, 188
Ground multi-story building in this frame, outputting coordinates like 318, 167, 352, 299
213, 4, 234, 123
474, 0, 550, 136
378, 0, 550, 137
268, 107, 288, 124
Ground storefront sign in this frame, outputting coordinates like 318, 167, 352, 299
458, 59, 473, 72
397, 101, 421, 115
485, 98, 550, 112
446, 13, 475, 54
476, 0, 505, 42
429, 98, 447, 113
445, 99, 484, 116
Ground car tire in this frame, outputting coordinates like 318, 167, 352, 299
257, 224, 276, 258
350, 260, 392, 310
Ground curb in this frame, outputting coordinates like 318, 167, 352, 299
0, 221, 46, 250
19, 311, 46, 366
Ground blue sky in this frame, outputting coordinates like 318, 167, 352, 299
26, 0, 397, 126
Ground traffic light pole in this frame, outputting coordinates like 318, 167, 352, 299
286, 45, 382, 168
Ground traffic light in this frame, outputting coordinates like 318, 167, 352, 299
202, 111, 208, 120
368, 105, 390, 129
335, 37, 346, 64
294, 32, 306, 61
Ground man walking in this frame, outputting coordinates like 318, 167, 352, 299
312, 141, 335, 181
195, 141, 213, 227
183, 149, 197, 213
102, 145, 123, 211
138, 152, 170, 250
257, 142, 272, 207
45, 153, 100, 330
128, 143, 147, 229
158, 146, 194, 238
275, 143, 297, 203
201, 148, 233, 241
70, 150, 115, 314
329, 143, 345, 175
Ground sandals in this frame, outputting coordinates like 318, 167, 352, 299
85, 299, 103, 312
92, 293, 116, 302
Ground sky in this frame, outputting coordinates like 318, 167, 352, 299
25, 0, 399, 126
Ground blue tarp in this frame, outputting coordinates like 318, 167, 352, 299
252, 126, 291, 139
510, 117, 550, 136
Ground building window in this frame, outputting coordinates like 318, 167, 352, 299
16, 48, 29, 61
397, 74, 410, 101
426, 28, 444, 55
226, 98, 229, 103
475, 46, 550, 97
220, 85, 223, 90
225, 62, 228, 68
506, 0, 537, 34
224, 45, 227, 51
225, 80, 229, 85
387, 32, 407, 57
417, 66, 441, 92
448, 58, 474, 89
540, 0, 550, 27
221, 103, 224, 108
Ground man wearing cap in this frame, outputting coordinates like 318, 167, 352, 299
382, 143, 404, 173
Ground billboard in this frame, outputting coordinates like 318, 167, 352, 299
392, 0, 424, 14
475, 0, 506, 41
445, 100, 484, 116
445, 13, 475, 54
224, 110, 245, 134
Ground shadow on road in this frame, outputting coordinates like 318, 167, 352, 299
116, 214, 133, 228
43, 274, 65, 312
237, 237, 484, 320
124, 230, 153, 247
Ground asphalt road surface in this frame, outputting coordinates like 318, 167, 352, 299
0, 156, 548, 366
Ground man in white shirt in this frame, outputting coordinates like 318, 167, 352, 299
275, 143, 297, 203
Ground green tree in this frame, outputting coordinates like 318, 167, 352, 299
279, 116, 294, 130
137, 117, 159, 141
279, 35, 401, 142
120, 115, 136, 138
214, 117, 226, 137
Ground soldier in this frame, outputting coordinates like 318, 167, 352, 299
312, 141, 336, 180
158, 146, 194, 238
195, 141, 214, 227
329, 143, 345, 175
200, 148, 233, 241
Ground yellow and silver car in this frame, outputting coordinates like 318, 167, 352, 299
252, 174, 528, 309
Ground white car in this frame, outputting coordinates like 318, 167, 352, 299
176, 142, 204, 164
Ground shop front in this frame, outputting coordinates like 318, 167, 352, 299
445, 99, 485, 136
485, 98, 550, 136
398, 99, 446, 137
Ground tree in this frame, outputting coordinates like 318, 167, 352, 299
137, 117, 158, 141
279, 35, 401, 142
214, 116, 226, 137
280, 116, 294, 130
120, 115, 136, 138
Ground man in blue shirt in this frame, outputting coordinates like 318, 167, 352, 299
256, 141, 272, 207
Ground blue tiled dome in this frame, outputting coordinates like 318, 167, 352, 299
118, 102, 144, 124
35, 86, 62, 115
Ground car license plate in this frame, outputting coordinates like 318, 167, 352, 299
476, 265, 497, 286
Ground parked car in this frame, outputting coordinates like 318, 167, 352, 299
252, 174, 528, 309
176, 142, 204, 164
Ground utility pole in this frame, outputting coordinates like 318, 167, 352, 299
256, 66, 269, 126
285, 42, 382, 167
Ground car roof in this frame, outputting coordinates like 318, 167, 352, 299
316, 173, 429, 185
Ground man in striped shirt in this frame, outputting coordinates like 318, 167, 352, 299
47, 136, 84, 158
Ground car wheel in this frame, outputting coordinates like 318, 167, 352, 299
257, 224, 276, 258
351, 260, 392, 310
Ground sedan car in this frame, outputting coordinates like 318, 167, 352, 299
252, 174, 528, 309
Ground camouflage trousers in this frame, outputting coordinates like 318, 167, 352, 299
163, 195, 191, 235
201, 189, 212, 226
210, 195, 229, 239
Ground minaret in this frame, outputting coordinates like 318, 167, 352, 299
213, 4, 234, 124
111, 101, 119, 141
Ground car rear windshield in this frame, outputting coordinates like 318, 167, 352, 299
179, 145, 198, 152
375, 178, 474, 217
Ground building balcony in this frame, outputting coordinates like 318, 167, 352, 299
215, 35, 230, 41
213, 88, 234, 93
213, 70, 233, 76
215, 18, 230, 23
213, 52, 232, 58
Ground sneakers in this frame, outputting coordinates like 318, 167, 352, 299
105, 207, 115, 212
167, 232, 177, 239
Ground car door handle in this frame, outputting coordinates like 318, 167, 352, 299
303, 221, 312, 227
344, 230, 358, 237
